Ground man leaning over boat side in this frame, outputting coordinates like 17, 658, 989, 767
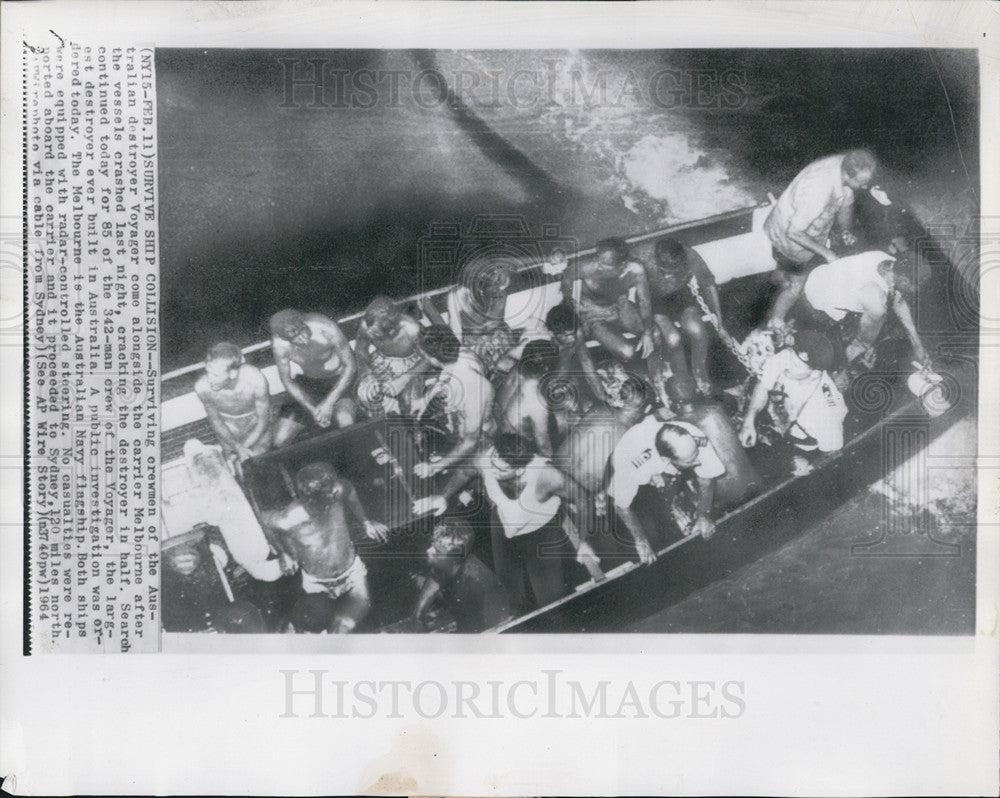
194, 342, 273, 475
607, 414, 725, 564
765, 149, 877, 326
802, 250, 930, 371
269, 308, 359, 442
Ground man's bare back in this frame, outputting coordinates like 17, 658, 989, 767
267, 495, 356, 578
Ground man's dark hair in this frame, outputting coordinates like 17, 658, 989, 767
205, 341, 242, 366
432, 517, 476, 559
595, 237, 629, 265
654, 237, 686, 266
419, 324, 462, 365
843, 149, 877, 177
493, 432, 536, 471
519, 339, 559, 379
545, 302, 578, 336
665, 374, 698, 408
269, 308, 306, 338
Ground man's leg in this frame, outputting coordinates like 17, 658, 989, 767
653, 314, 691, 379
768, 271, 808, 326
490, 510, 529, 615
589, 321, 635, 361
679, 307, 712, 393
521, 521, 568, 609
333, 396, 359, 428
329, 562, 371, 633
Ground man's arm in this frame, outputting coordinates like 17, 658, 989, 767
613, 502, 657, 565
537, 466, 603, 579
560, 261, 581, 307
273, 340, 314, 414
690, 251, 723, 321
445, 287, 467, 341
317, 320, 356, 410
343, 480, 388, 542
739, 378, 771, 448
786, 228, 838, 263
836, 191, 857, 242
242, 369, 273, 451
891, 292, 930, 364
353, 324, 374, 374
421, 379, 493, 476
624, 262, 656, 357
196, 381, 243, 455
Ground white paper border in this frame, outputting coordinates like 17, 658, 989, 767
2, 2, 997, 795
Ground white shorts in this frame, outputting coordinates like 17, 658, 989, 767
300, 556, 368, 601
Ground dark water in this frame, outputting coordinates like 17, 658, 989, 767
155, 48, 978, 372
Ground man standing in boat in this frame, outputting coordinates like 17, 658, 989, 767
269, 308, 358, 441
194, 342, 274, 473
263, 462, 387, 634
353, 296, 428, 417
765, 149, 877, 326
493, 339, 565, 457
645, 237, 723, 396
608, 415, 725, 564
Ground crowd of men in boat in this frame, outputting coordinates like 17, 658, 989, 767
173, 149, 932, 634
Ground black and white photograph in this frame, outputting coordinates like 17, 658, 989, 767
3, 3, 997, 796
157, 47, 980, 637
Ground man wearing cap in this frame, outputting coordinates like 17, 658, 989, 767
765, 150, 877, 326
740, 331, 848, 454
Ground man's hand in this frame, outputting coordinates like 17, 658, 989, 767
278, 552, 299, 577
413, 495, 447, 517
364, 519, 389, 543
575, 541, 604, 581
689, 514, 716, 540
634, 535, 657, 565
739, 422, 757, 448
312, 403, 333, 428
637, 330, 655, 359
413, 461, 438, 480
593, 493, 608, 518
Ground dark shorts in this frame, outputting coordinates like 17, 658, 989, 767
279, 375, 356, 426
772, 247, 823, 276
652, 286, 700, 323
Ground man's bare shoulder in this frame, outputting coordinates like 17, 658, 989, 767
264, 500, 308, 530
193, 374, 210, 397
239, 363, 269, 391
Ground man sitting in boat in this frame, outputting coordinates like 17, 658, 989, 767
353, 296, 428, 417
645, 237, 723, 397
194, 342, 273, 473
439, 258, 520, 377
480, 433, 602, 614
493, 339, 565, 457
545, 302, 604, 414
802, 250, 930, 371
262, 462, 388, 634
269, 309, 359, 441
739, 330, 848, 459
560, 237, 661, 367
608, 415, 725, 564
412, 324, 494, 480
413, 517, 513, 633
765, 149, 877, 326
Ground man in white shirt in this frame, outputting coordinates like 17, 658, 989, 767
608, 416, 725, 564
765, 150, 877, 325
803, 250, 929, 367
740, 330, 848, 454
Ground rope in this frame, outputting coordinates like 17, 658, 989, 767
686, 274, 755, 374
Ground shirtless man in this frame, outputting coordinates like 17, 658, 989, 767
493, 339, 564, 457
353, 296, 428, 416
545, 302, 604, 413
646, 238, 722, 396
552, 375, 651, 557
560, 237, 658, 363
263, 462, 387, 633
270, 309, 358, 442
194, 342, 273, 472
412, 324, 494, 480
